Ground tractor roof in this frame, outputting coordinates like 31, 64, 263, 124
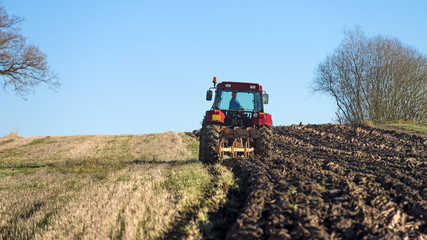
216, 81, 263, 91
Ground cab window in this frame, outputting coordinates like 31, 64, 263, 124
216, 90, 261, 111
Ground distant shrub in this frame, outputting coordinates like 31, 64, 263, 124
6, 129, 19, 138
364, 120, 375, 127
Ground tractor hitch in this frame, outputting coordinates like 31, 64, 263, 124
214, 127, 257, 160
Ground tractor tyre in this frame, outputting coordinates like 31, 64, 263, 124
255, 124, 273, 159
201, 123, 221, 164
198, 123, 205, 161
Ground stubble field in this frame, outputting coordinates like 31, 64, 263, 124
0, 132, 234, 239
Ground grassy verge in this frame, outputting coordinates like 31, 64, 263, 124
374, 123, 427, 138
162, 163, 238, 239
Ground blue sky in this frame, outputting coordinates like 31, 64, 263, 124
1, 1, 427, 137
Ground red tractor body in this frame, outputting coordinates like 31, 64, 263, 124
199, 78, 273, 163
217, 81, 263, 91
206, 109, 272, 126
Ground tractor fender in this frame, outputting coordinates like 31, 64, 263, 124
206, 110, 225, 124
252, 112, 272, 125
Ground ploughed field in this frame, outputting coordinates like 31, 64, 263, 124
224, 124, 426, 239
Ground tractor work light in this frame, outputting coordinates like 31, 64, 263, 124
225, 84, 231, 88
250, 85, 256, 89
212, 110, 222, 121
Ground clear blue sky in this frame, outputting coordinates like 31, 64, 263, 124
1, 1, 426, 137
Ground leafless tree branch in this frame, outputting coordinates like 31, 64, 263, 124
0, 6, 59, 98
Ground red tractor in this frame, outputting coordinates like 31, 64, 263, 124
199, 77, 273, 163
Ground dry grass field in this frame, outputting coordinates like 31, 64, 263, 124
0, 132, 235, 239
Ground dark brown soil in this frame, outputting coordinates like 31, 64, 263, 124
223, 124, 426, 239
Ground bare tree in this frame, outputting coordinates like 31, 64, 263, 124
0, 6, 59, 97
314, 27, 427, 124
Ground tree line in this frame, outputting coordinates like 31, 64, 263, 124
314, 27, 426, 124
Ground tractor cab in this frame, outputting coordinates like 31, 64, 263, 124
206, 79, 270, 128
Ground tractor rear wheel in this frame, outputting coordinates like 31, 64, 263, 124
255, 124, 273, 158
201, 123, 221, 164
198, 125, 205, 161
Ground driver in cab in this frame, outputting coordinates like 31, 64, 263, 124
229, 92, 244, 110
